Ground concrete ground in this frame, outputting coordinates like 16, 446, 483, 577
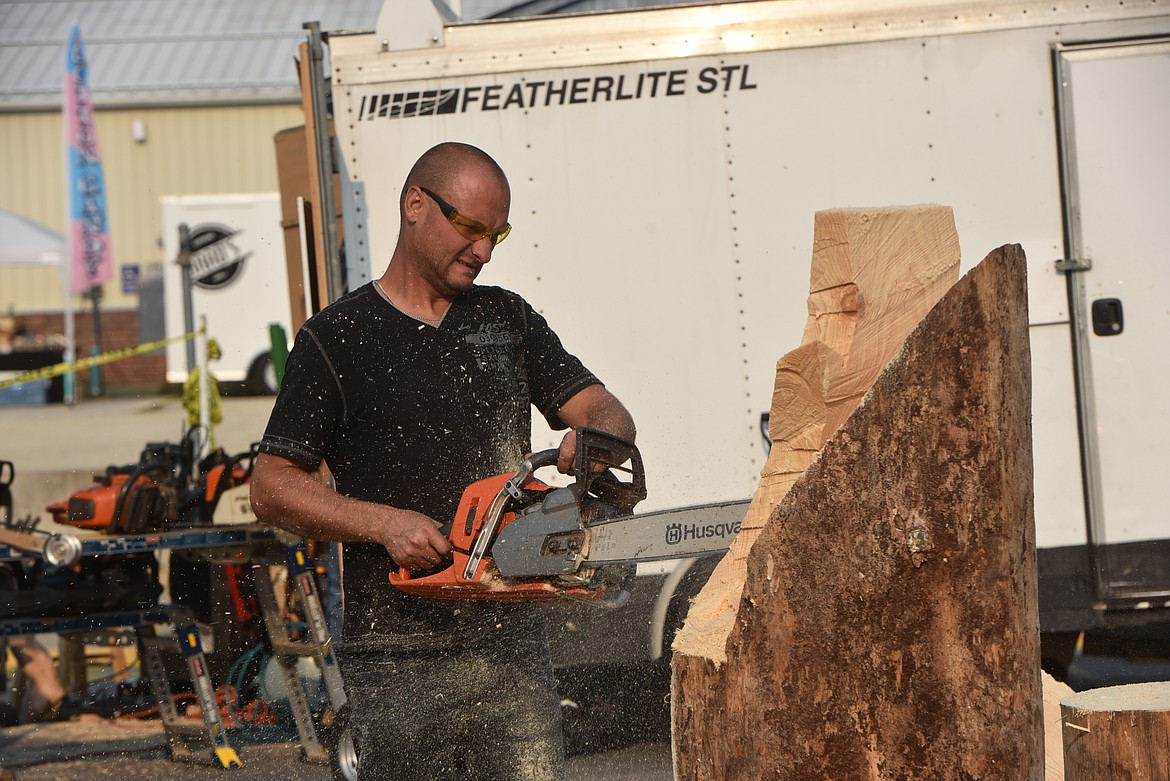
1, 393, 675, 779
0, 718, 672, 780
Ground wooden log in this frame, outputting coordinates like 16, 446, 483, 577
675, 206, 961, 656
1061, 681, 1170, 780
671, 235, 1041, 779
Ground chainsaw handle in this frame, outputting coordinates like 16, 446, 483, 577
522, 448, 561, 477
504, 449, 560, 501
572, 429, 646, 513
492, 449, 560, 528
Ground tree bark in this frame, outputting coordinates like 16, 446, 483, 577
1061, 681, 1170, 780
671, 218, 1041, 778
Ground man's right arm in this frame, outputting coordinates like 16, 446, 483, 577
249, 452, 452, 571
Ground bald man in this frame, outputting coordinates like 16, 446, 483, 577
251, 142, 635, 780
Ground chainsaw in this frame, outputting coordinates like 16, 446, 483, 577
45, 430, 256, 534
389, 428, 749, 604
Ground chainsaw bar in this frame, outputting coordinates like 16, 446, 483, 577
490, 497, 750, 579
585, 498, 750, 566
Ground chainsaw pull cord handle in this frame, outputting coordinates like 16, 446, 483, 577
462, 448, 560, 580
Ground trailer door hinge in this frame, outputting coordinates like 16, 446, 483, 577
1055, 257, 1092, 272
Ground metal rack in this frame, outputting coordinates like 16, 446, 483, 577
1, 525, 346, 771
253, 546, 348, 763
0, 523, 280, 565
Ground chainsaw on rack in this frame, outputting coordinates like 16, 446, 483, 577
389, 428, 749, 605
44, 429, 257, 534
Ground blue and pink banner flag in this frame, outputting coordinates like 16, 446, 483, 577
64, 25, 112, 294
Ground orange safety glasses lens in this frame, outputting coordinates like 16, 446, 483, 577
420, 187, 512, 246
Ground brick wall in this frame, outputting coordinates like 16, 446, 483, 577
16, 309, 166, 394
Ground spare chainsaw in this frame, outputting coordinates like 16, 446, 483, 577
45, 430, 256, 534
389, 428, 749, 604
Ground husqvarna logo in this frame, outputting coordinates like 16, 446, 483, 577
666, 519, 742, 545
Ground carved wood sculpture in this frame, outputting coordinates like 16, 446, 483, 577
1061, 681, 1170, 780
672, 207, 1042, 780
674, 206, 962, 658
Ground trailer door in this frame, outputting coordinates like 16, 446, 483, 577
1054, 38, 1170, 605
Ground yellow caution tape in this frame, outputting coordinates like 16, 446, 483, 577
0, 329, 203, 390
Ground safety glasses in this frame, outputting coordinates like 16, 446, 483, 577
420, 187, 512, 246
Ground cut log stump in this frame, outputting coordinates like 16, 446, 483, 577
1061, 681, 1170, 781
671, 207, 1041, 780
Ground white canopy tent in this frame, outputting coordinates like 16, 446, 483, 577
0, 208, 77, 403
0, 208, 66, 266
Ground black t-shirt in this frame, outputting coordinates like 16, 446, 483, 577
259, 282, 600, 651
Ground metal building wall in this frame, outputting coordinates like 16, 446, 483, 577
0, 103, 302, 312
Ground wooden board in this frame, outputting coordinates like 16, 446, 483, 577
1045, 671, 1074, 781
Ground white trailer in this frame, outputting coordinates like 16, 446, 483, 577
161, 194, 292, 395
302, 0, 1170, 674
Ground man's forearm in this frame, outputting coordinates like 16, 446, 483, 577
250, 454, 387, 544
250, 453, 454, 570
554, 384, 637, 472
583, 395, 636, 443
561, 384, 636, 442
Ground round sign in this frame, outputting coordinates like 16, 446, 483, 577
188, 223, 248, 288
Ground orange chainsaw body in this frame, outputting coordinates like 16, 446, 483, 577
391, 430, 646, 603
46, 472, 156, 531
389, 471, 604, 602
203, 461, 250, 504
